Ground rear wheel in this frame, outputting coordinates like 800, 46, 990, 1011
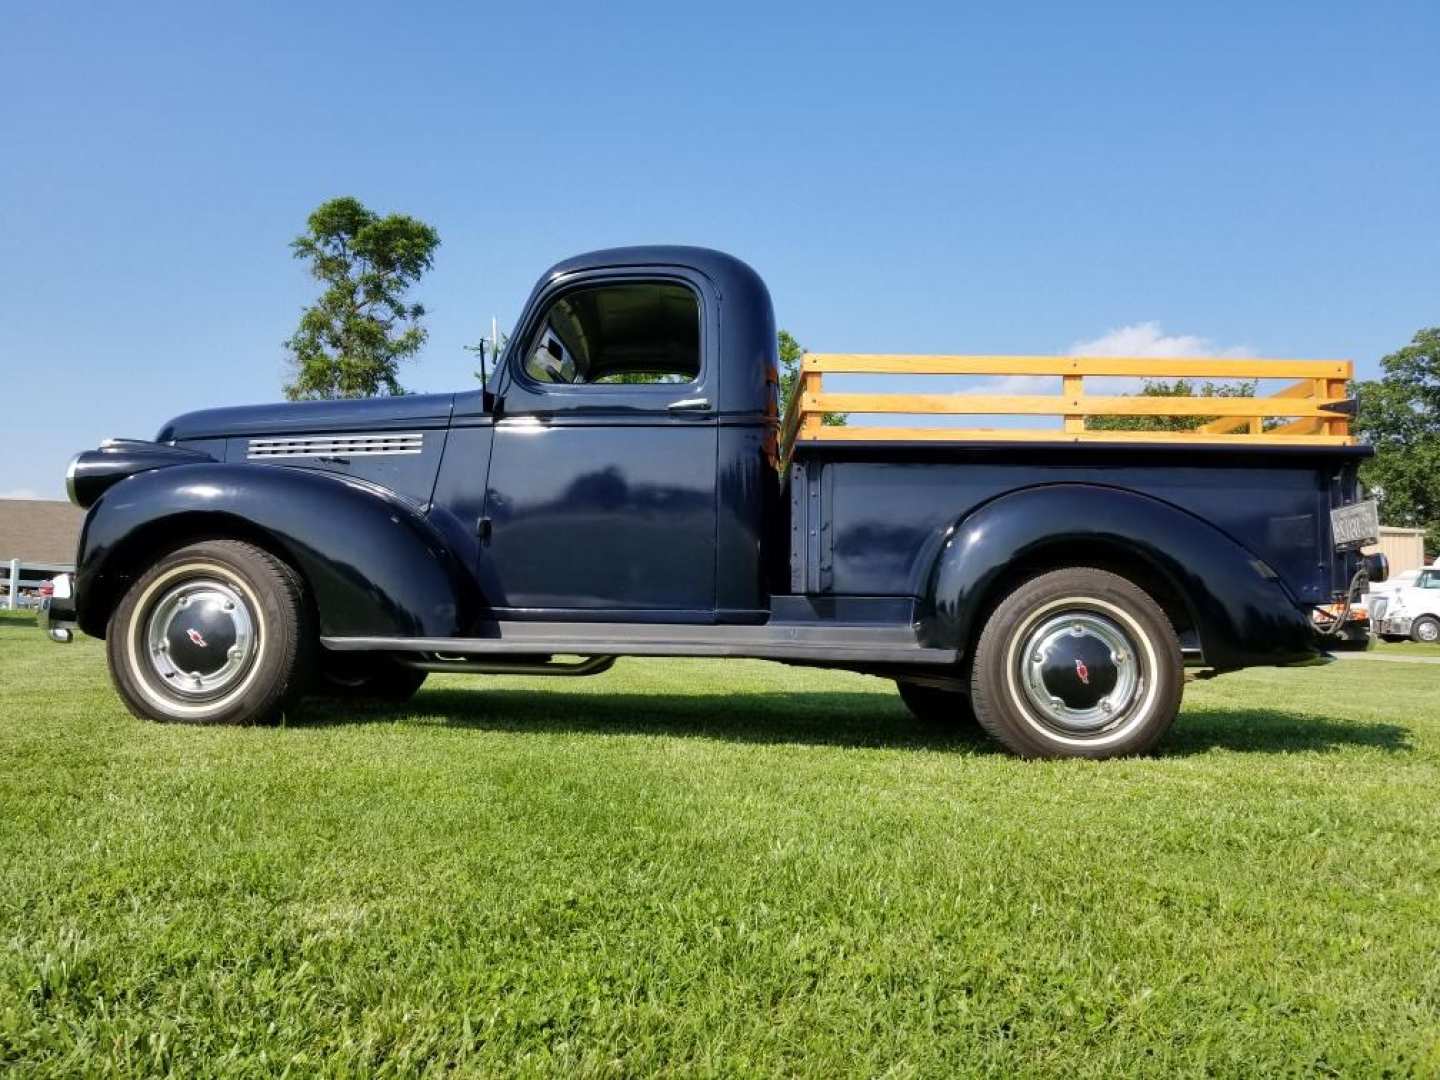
1412, 616, 1440, 644
969, 567, 1183, 759
895, 681, 976, 731
105, 540, 313, 725
317, 652, 428, 702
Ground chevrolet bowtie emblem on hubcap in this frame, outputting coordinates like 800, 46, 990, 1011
1074, 657, 1090, 685
187, 628, 208, 648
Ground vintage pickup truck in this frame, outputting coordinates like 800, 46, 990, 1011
44, 246, 1387, 758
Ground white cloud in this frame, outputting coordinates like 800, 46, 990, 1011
0, 488, 42, 500
960, 323, 1255, 400
967, 373, 1055, 395
1068, 322, 1253, 359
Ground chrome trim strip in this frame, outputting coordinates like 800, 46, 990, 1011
247, 433, 424, 459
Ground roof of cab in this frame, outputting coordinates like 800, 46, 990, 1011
539, 245, 765, 298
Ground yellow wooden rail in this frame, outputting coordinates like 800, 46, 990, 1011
779, 354, 1355, 466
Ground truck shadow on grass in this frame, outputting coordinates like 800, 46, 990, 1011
295, 690, 1412, 757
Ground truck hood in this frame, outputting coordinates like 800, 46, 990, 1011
157, 393, 456, 441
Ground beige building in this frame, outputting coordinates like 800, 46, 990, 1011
1, 499, 85, 599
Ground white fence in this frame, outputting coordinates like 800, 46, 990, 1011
2, 560, 73, 610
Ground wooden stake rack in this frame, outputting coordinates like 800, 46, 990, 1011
779, 354, 1355, 468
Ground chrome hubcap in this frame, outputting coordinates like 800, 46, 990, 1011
1419, 621, 1439, 642
144, 579, 256, 697
1017, 611, 1143, 735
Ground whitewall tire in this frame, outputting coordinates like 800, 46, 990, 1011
970, 567, 1184, 758
105, 540, 313, 725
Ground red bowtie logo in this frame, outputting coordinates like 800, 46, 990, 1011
187, 628, 208, 648
1074, 658, 1090, 685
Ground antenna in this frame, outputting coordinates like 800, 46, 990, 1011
477, 316, 499, 393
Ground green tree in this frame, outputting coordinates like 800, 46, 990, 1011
1087, 378, 1261, 432
1356, 328, 1440, 551
779, 330, 846, 426
283, 197, 440, 400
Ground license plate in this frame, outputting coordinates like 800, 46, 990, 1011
1330, 499, 1380, 548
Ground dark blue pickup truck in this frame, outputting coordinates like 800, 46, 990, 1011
44, 246, 1386, 758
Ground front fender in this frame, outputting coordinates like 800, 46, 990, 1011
918, 483, 1318, 669
76, 463, 480, 639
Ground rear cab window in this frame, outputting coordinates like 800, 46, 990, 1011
522, 282, 700, 388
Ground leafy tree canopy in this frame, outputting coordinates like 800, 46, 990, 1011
779, 330, 845, 426
1356, 327, 1440, 551
284, 197, 440, 400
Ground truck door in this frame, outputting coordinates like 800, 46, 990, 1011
480, 275, 719, 616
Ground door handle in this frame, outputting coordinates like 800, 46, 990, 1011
667, 397, 711, 411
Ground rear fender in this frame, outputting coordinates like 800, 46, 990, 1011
76, 463, 479, 639
918, 483, 1318, 668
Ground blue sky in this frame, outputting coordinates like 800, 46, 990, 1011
3, 1, 1437, 498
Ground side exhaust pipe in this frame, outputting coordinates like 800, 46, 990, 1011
394, 654, 617, 677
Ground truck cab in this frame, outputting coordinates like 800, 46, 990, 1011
47, 246, 1385, 758
449, 249, 778, 621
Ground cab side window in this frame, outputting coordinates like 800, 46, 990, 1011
1419, 571, 1440, 589
523, 282, 700, 387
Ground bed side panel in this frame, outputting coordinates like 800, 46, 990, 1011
804, 452, 1342, 605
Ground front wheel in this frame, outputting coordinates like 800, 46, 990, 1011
969, 567, 1184, 759
106, 540, 313, 725
1412, 616, 1440, 644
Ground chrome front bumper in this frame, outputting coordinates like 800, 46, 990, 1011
1378, 617, 1412, 638
37, 573, 77, 643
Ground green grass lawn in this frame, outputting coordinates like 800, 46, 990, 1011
1374, 637, 1440, 657
2, 607, 1439, 1077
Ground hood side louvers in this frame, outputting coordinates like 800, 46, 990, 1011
247, 433, 424, 460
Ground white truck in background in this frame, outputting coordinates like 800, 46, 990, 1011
1373, 564, 1440, 643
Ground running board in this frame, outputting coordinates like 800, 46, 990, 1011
321, 621, 958, 665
